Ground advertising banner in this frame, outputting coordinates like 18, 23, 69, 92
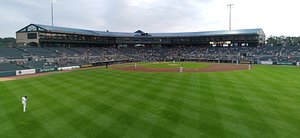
38, 68, 56, 73
58, 66, 80, 71
16, 69, 36, 76
275, 62, 294, 65
80, 64, 92, 68
260, 61, 273, 65
240, 61, 251, 64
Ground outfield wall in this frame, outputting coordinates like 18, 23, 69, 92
36, 68, 57, 73
0, 60, 131, 78
16, 69, 36, 76
0, 71, 17, 77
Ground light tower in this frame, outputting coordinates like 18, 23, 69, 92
227, 4, 233, 30
49, 0, 56, 26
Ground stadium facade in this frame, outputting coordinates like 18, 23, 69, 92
16, 24, 265, 47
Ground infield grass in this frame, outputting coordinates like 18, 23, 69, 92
0, 63, 300, 137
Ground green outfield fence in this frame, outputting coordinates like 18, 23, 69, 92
0, 71, 16, 77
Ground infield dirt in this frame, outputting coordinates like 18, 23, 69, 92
113, 64, 250, 72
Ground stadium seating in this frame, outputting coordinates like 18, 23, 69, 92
0, 47, 25, 59
0, 63, 25, 72
19, 47, 58, 58
21, 61, 59, 69
47, 47, 81, 57
1, 45, 300, 73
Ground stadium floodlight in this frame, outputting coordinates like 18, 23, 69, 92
227, 4, 233, 30
49, 0, 57, 26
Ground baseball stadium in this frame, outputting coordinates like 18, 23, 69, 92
0, 23, 300, 138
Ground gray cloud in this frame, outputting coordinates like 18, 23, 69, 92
0, 0, 210, 37
0, 0, 300, 37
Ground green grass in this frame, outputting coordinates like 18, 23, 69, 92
137, 62, 209, 68
1, 63, 300, 137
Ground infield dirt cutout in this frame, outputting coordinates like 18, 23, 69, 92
113, 63, 249, 72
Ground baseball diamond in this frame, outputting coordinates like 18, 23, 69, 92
1, 0, 300, 137
0, 23, 299, 138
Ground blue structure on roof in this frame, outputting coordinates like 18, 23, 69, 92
16, 24, 265, 47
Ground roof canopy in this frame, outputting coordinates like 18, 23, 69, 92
17, 24, 265, 37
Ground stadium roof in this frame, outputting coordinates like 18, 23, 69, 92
18, 24, 264, 37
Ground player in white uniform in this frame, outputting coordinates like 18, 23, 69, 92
22, 96, 27, 112
180, 67, 183, 73
249, 61, 253, 70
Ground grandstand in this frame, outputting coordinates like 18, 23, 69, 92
19, 47, 58, 58
1, 44, 300, 77
0, 47, 26, 59
0, 62, 25, 72
16, 24, 265, 47
46, 47, 81, 57
21, 61, 58, 69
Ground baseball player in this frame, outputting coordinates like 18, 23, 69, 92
22, 96, 27, 112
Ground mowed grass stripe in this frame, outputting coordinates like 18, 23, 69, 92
87, 71, 206, 137
202, 73, 247, 137
33, 70, 177, 137
37, 73, 133, 137
220, 72, 274, 137
32, 70, 145, 137
0, 83, 24, 138
15, 79, 87, 137
117, 73, 226, 137
234, 68, 300, 137
27, 80, 99, 137
49, 66, 300, 137
86, 71, 190, 137
242, 69, 300, 136
3, 72, 118, 137
0, 81, 52, 137
237, 69, 299, 136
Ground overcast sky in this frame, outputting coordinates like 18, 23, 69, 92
0, 0, 299, 38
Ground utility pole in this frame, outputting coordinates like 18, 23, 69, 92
227, 4, 233, 30
51, 2, 54, 26
49, 0, 56, 26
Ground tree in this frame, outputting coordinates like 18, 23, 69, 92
266, 35, 300, 46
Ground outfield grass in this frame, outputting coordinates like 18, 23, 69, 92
138, 62, 209, 68
0, 63, 300, 137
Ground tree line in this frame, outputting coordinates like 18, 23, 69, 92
266, 36, 300, 46
0, 38, 16, 47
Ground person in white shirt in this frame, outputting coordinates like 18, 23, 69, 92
22, 96, 27, 112
249, 61, 253, 70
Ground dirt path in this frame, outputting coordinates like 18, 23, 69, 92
0, 63, 250, 82
0, 72, 56, 82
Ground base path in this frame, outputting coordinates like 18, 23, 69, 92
113, 64, 249, 72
